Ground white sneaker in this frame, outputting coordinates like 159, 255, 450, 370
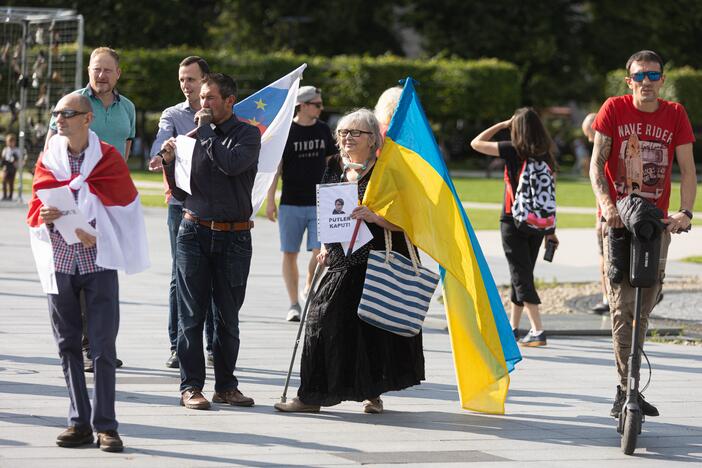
286, 304, 301, 322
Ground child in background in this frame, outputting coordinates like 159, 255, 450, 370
2, 133, 21, 200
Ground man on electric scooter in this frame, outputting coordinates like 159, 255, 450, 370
589, 50, 697, 418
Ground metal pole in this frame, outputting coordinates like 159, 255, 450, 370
75, 15, 84, 89
45, 19, 55, 112
17, 20, 28, 203
280, 263, 325, 403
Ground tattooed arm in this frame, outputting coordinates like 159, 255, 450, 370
589, 131, 623, 228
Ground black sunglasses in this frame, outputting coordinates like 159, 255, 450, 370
51, 110, 88, 119
629, 71, 662, 82
305, 101, 323, 109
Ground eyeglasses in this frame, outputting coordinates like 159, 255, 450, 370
629, 71, 662, 82
306, 101, 323, 109
337, 129, 372, 137
51, 110, 88, 119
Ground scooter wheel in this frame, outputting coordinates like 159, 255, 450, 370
621, 408, 640, 455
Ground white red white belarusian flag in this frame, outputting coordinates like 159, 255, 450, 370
27, 130, 149, 293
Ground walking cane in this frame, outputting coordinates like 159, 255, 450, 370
279, 262, 325, 403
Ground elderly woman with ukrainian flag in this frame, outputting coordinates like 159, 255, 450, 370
274, 108, 425, 414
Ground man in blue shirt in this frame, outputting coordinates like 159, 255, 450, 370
149, 56, 215, 369
45, 47, 136, 160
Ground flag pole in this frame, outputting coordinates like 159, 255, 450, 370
346, 219, 362, 257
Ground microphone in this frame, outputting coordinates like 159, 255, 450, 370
155, 127, 198, 159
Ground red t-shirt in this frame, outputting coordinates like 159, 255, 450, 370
592, 94, 695, 217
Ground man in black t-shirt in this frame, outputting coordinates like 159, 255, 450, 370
266, 86, 336, 321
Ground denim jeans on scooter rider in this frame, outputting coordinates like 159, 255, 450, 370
167, 204, 214, 353
175, 217, 252, 392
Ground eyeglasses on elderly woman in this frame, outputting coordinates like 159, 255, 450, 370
336, 129, 372, 137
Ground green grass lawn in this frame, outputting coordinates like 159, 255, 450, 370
131, 170, 702, 212
464, 208, 596, 230
130, 170, 164, 183
682, 256, 702, 264
140, 193, 167, 207
452, 178, 596, 207
20, 171, 698, 230
452, 177, 702, 212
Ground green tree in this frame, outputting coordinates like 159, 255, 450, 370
587, 0, 702, 74
209, 0, 404, 55
401, 0, 595, 105
7, 0, 219, 48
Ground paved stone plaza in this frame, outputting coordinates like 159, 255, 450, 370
1, 204, 701, 467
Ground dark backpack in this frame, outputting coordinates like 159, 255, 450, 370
508, 159, 556, 233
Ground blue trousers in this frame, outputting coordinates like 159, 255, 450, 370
176, 218, 252, 392
48, 270, 119, 431
167, 204, 214, 352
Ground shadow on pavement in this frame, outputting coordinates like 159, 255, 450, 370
0, 411, 357, 464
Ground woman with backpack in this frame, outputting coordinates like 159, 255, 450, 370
470, 108, 559, 347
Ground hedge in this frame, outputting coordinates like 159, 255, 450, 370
79, 48, 520, 129
605, 66, 702, 126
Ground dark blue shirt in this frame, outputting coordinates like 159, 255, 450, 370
164, 114, 261, 221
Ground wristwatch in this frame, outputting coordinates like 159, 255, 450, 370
679, 208, 693, 220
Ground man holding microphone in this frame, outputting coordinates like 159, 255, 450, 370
158, 73, 260, 410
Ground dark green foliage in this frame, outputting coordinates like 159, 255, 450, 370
587, 0, 702, 77
107, 48, 520, 124
6, 0, 218, 49
403, 0, 593, 105
97, 48, 518, 157
209, 0, 404, 56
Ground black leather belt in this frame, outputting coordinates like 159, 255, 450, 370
184, 213, 254, 231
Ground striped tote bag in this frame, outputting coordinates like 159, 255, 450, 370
358, 230, 440, 337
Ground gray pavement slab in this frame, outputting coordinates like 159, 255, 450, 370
1, 204, 702, 466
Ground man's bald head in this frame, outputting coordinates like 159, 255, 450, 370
57, 93, 92, 114
582, 113, 596, 142
54, 93, 93, 145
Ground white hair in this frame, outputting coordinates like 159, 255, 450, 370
373, 86, 403, 126
335, 108, 382, 155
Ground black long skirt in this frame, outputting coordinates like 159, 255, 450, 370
297, 263, 425, 406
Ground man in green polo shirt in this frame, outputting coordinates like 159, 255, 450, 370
45, 47, 136, 160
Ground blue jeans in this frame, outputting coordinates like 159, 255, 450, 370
168, 204, 214, 352
49, 270, 119, 431
176, 218, 252, 392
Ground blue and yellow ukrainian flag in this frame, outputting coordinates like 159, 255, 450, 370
363, 78, 521, 414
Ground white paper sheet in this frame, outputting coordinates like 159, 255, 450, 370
29, 225, 58, 294
317, 182, 358, 243
36, 186, 98, 244
340, 220, 373, 254
175, 135, 196, 195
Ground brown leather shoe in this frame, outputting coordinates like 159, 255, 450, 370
362, 397, 384, 414
180, 388, 211, 410
56, 426, 93, 447
212, 389, 254, 407
273, 397, 320, 413
96, 430, 124, 452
